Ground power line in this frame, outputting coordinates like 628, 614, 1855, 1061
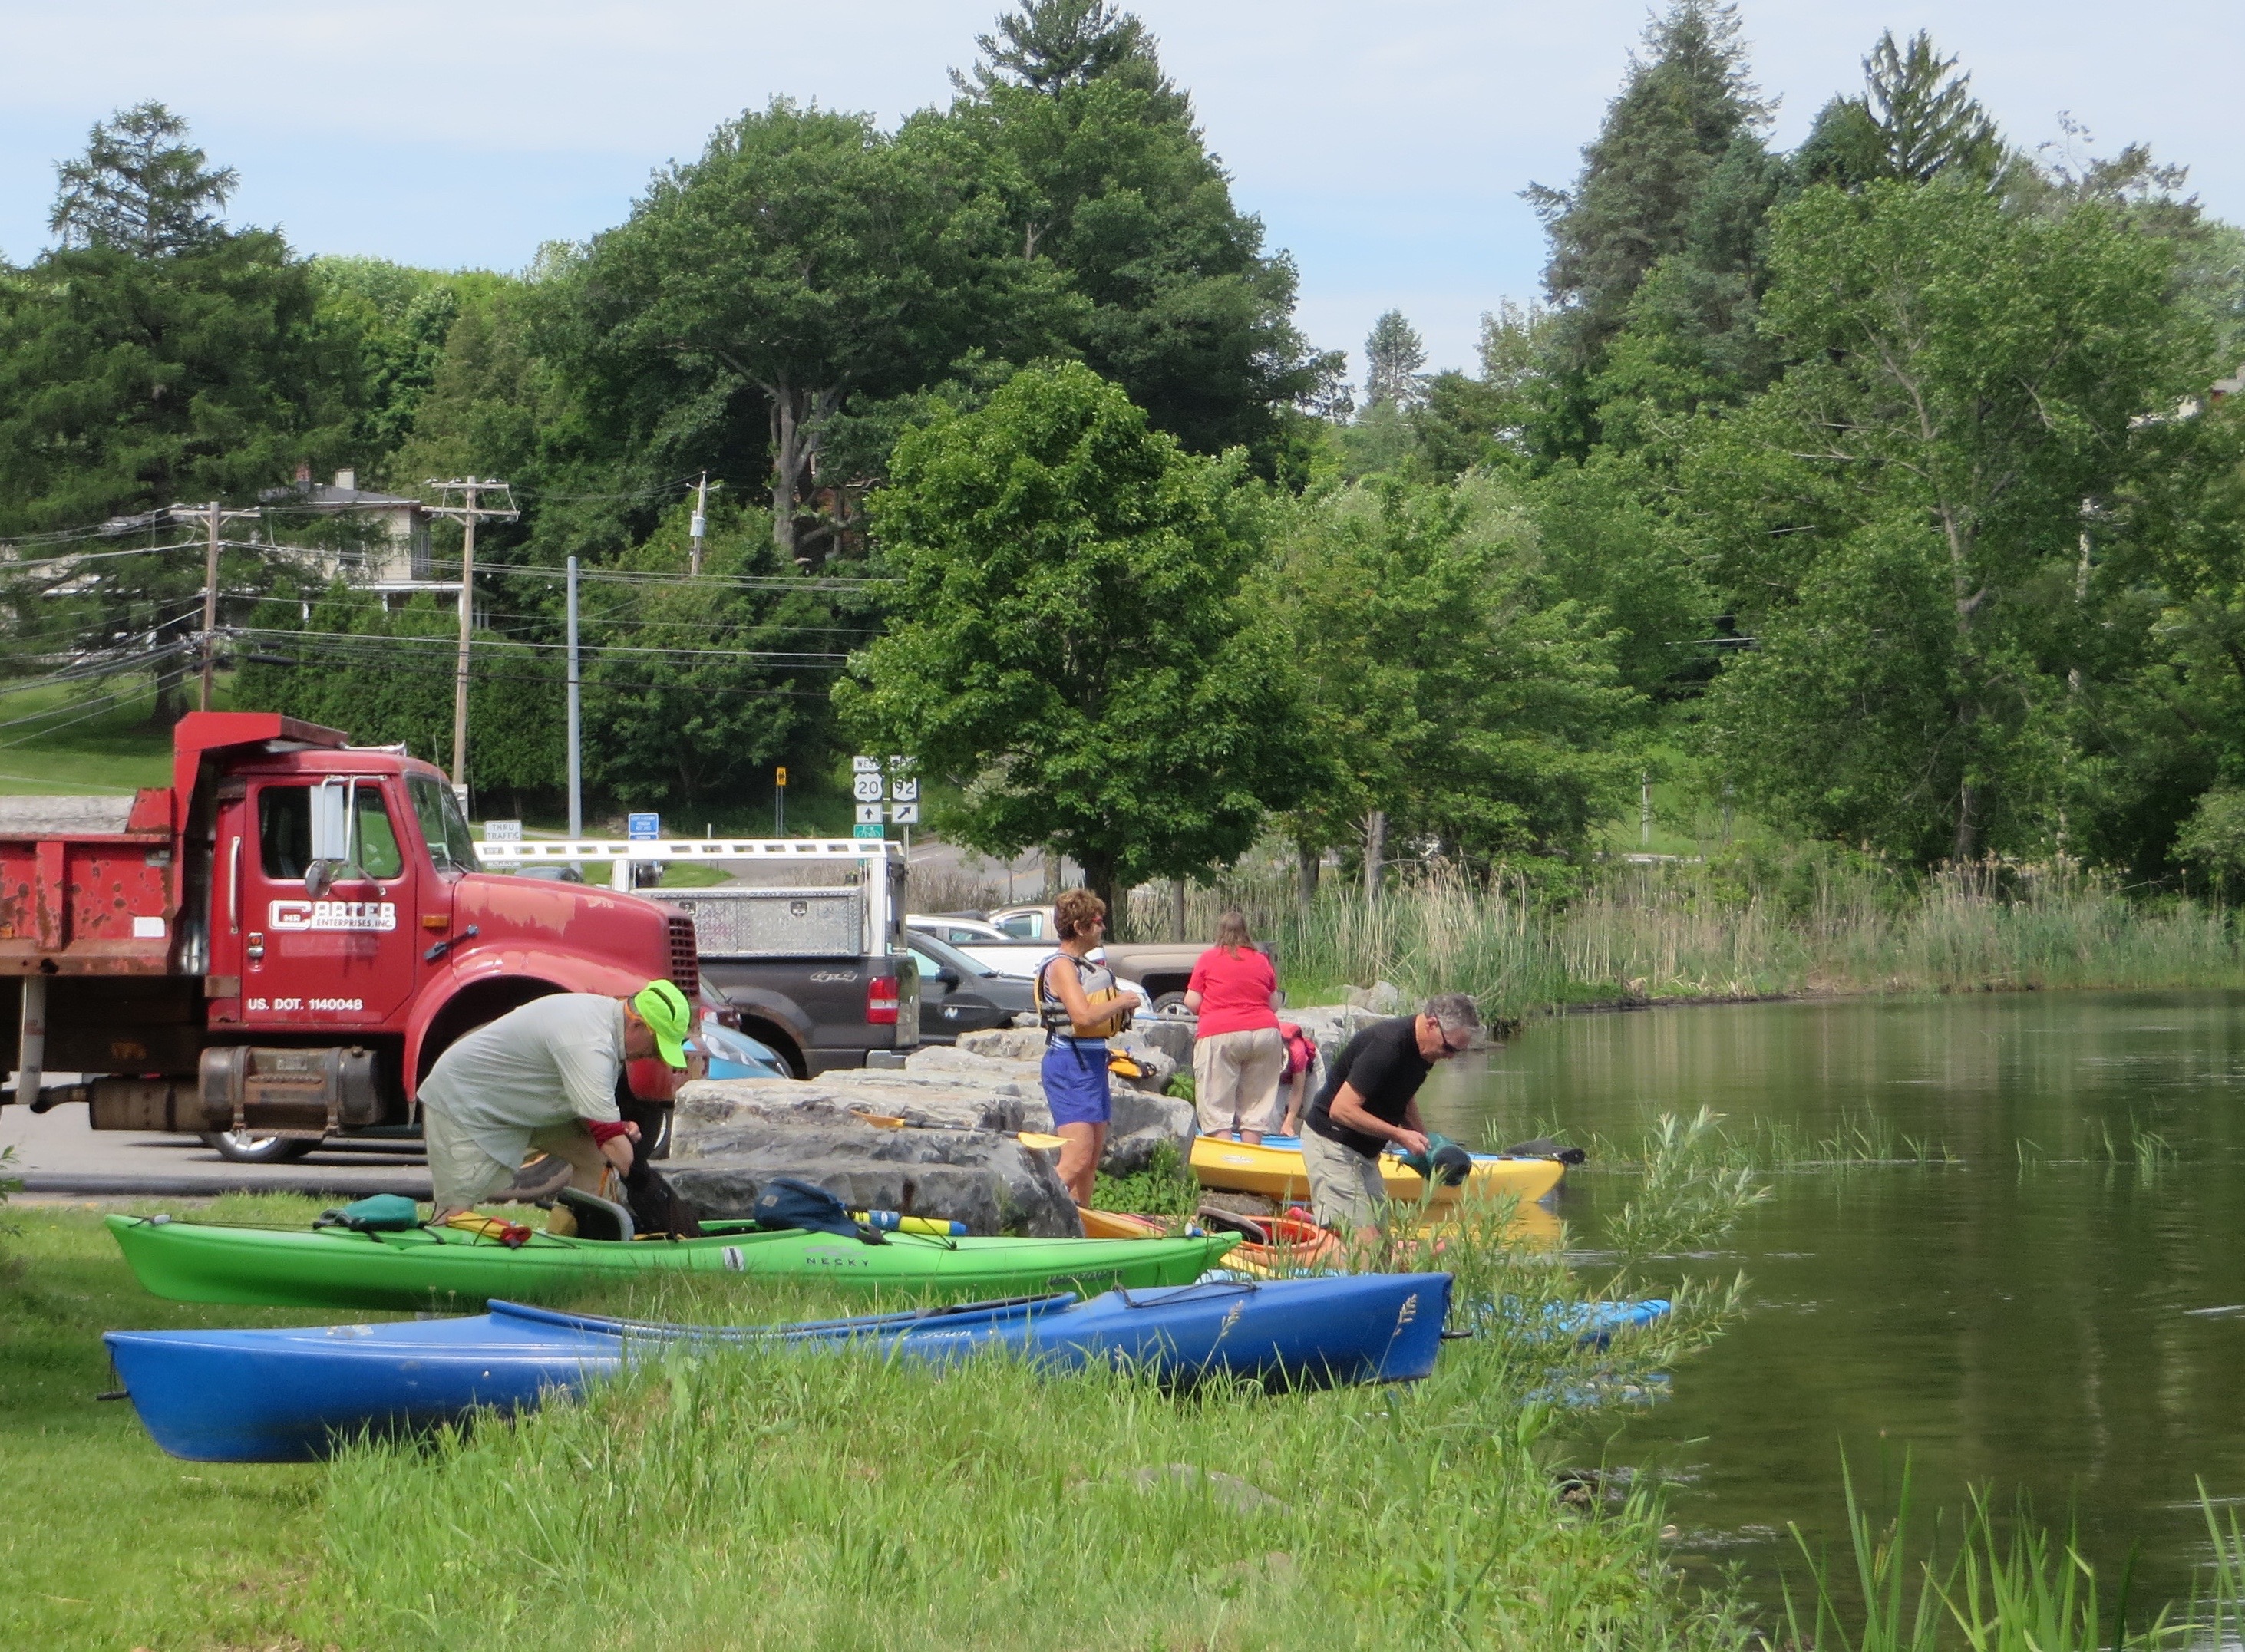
228, 626, 850, 666
239, 641, 837, 699
2, 534, 898, 593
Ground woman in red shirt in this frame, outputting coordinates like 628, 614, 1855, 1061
1184, 910, 1286, 1143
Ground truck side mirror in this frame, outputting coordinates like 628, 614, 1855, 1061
305, 859, 340, 900
310, 779, 353, 864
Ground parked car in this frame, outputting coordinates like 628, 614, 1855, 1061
986, 903, 1219, 1011
908, 932, 1035, 1042
692, 1023, 791, 1078
906, 912, 1012, 945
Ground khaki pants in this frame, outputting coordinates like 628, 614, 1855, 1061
1301, 1126, 1388, 1232
423, 1104, 609, 1212
1193, 1027, 1286, 1136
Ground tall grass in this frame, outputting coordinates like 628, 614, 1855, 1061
1777, 1456, 2245, 1651
1141, 849, 2245, 1017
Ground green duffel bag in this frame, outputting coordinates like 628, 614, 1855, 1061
311, 1194, 422, 1232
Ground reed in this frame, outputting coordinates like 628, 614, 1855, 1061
1147, 849, 2245, 1020
1772, 1454, 2245, 1652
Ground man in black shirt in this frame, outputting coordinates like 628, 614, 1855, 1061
1301, 993, 1484, 1231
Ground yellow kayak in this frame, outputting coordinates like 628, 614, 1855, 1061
1189, 1133, 1568, 1205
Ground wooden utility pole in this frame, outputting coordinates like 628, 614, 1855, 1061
200, 501, 220, 712
424, 478, 520, 792
196, 500, 259, 711
688, 471, 716, 577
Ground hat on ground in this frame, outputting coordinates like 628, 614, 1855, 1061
632, 979, 692, 1069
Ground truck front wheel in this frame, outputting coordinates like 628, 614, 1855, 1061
200, 1129, 319, 1164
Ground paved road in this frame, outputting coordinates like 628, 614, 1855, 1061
2, 1101, 431, 1200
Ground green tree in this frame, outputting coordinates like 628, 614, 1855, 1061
50, 101, 237, 256
563, 100, 1045, 565
1526, 0, 1771, 368
232, 586, 561, 804
952, 1, 1342, 473
0, 110, 355, 723
959, 0, 1172, 101
1411, 300, 1556, 478
1797, 31, 2004, 190
0, 109, 353, 529
311, 257, 518, 467
836, 362, 1296, 917
1691, 181, 2207, 863
1362, 309, 1428, 410
582, 503, 843, 816
1254, 473, 1642, 872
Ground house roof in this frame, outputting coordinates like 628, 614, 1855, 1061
258, 476, 424, 510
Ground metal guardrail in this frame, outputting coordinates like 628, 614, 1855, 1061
474, 837, 903, 890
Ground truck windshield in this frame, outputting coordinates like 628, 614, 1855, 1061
408, 776, 479, 872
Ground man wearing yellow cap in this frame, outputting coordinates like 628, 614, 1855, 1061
419, 981, 693, 1222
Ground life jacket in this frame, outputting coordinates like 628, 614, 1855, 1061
1036, 951, 1126, 1040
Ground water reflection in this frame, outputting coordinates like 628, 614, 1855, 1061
1433, 991, 2245, 1611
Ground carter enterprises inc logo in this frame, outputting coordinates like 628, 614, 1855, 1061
268, 899, 398, 932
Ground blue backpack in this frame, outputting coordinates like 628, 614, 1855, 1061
752, 1176, 886, 1245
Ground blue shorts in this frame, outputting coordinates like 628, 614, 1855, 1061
1041, 1037, 1112, 1128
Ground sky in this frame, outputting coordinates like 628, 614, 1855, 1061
1, 1, 2237, 387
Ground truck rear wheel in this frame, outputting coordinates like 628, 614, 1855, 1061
200, 1129, 319, 1164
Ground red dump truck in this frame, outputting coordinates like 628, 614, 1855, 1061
0, 711, 696, 1161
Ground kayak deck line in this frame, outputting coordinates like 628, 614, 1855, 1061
105, 1213, 1239, 1311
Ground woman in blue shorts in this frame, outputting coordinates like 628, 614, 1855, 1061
1036, 888, 1142, 1205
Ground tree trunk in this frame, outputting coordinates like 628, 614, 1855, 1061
145, 665, 186, 730
766, 381, 844, 567
1952, 776, 1977, 863
769, 386, 804, 562
1077, 850, 1119, 938
1172, 879, 1187, 942
1362, 810, 1387, 907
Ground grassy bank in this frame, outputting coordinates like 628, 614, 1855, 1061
1111, 852, 2245, 1017
2, 1120, 1761, 1650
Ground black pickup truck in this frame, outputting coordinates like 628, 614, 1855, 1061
645, 850, 921, 1078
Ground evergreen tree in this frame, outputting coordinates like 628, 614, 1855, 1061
1362, 310, 1428, 410
959, 0, 1177, 107
951, 2, 1340, 473
50, 101, 238, 257
1797, 31, 2003, 190
1525, 0, 1770, 363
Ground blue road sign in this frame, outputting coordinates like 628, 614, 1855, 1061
627, 812, 662, 840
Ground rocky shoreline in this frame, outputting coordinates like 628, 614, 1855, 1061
665, 1005, 1383, 1235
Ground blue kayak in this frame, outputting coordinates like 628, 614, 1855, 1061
1547, 1298, 1671, 1347
105, 1271, 1454, 1462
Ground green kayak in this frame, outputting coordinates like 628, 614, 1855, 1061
105, 1214, 1236, 1312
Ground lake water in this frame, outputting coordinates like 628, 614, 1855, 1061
1428, 990, 2245, 1614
